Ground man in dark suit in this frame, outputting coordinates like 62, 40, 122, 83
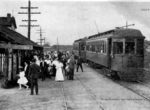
40, 58, 48, 81
68, 54, 75, 80
28, 59, 40, 95
76, 56, 83, 72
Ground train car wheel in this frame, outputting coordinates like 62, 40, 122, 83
111, 71, 120, 80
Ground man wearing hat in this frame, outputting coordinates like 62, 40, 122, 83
28, 59, 41, 95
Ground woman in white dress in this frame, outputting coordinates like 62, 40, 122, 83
53, 58, 64, 81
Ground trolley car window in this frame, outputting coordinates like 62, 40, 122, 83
89, 45, 92, 51
113, 42, 123, 54
80, 44, 85, 51
86, 45, 89, 51
137, 39, 144, 55
92, 45, 95, 52
125, 42, 135, 54
96, 44, 100, 52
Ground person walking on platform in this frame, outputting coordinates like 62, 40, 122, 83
28, 59, 41, 95
40, 58, 47, 81
68, 54, 75, 80
76, 56, 83, 72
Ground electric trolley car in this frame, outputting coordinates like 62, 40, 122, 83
73, 28, 145, 81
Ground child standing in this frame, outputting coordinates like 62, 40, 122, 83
17, 66, 29, 89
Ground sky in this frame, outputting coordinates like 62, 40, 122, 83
0, 0, 150, 45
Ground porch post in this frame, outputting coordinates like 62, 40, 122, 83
8, 48, 12, 81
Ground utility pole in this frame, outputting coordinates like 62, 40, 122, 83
18, 0, 41, 40
57, 37, 59, 51
126, 21, 128, 29
36, 27, 45, 46
94, 21, 100, 34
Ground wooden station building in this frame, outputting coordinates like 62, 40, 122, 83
0, 13, 43, 83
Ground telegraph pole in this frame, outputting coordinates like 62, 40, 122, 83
18, 0, 41, 40
94, 21, 100, 34
57, 37, 59, 51
36, 27, 45, 46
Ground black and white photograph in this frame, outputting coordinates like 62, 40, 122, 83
0, 0, 150, 109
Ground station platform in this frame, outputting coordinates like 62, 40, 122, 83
0, 64, 150, 110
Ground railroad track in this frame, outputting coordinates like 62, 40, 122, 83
137, 69, 150, 88
94, 68, 150, 103
60, 82, 69, 110
116, 81, 150, 101
75, 75, 105, 110
116, 69, 150, 102
53, 82, 69, 110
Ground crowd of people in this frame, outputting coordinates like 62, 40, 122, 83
17, 51, 83, 95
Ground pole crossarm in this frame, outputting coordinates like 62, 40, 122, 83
20, 7, 28, 9
18, 0, 41, 40
22, 20, 37, 22
19, 25, 39, 27
36, 31, 45, 32
38, 38, 45, 40
18, 12, 41, 14
20, 7, 39, 9
31, 12, 41, 14
18, 12, 28, 14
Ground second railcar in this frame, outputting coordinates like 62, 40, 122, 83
73, 38, 87, 61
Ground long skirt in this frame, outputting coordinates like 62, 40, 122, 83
55, 68, 64, 81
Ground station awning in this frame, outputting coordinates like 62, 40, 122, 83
0, 26, 41, 50
0, 43, 33, 50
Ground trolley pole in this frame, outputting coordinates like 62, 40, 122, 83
116, 23, 135, 29
18, 0, 41, 40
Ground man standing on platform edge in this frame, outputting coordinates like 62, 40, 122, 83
68, 54, 75, 80
76, 56, 83, 72
28, 59, 41, 95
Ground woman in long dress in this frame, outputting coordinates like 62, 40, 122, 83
53, 58, 64, 81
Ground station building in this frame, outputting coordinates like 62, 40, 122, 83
0, 13, 43, 84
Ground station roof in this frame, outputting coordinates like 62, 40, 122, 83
0, 26, 42, 49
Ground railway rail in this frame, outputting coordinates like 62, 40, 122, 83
75, 75, 105, 110
94, 67, 150, 103
61, 82, 69, 110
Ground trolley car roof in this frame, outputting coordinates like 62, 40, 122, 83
88, 28, 145, 39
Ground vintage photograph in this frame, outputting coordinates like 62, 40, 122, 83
0, 0, 150, 109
